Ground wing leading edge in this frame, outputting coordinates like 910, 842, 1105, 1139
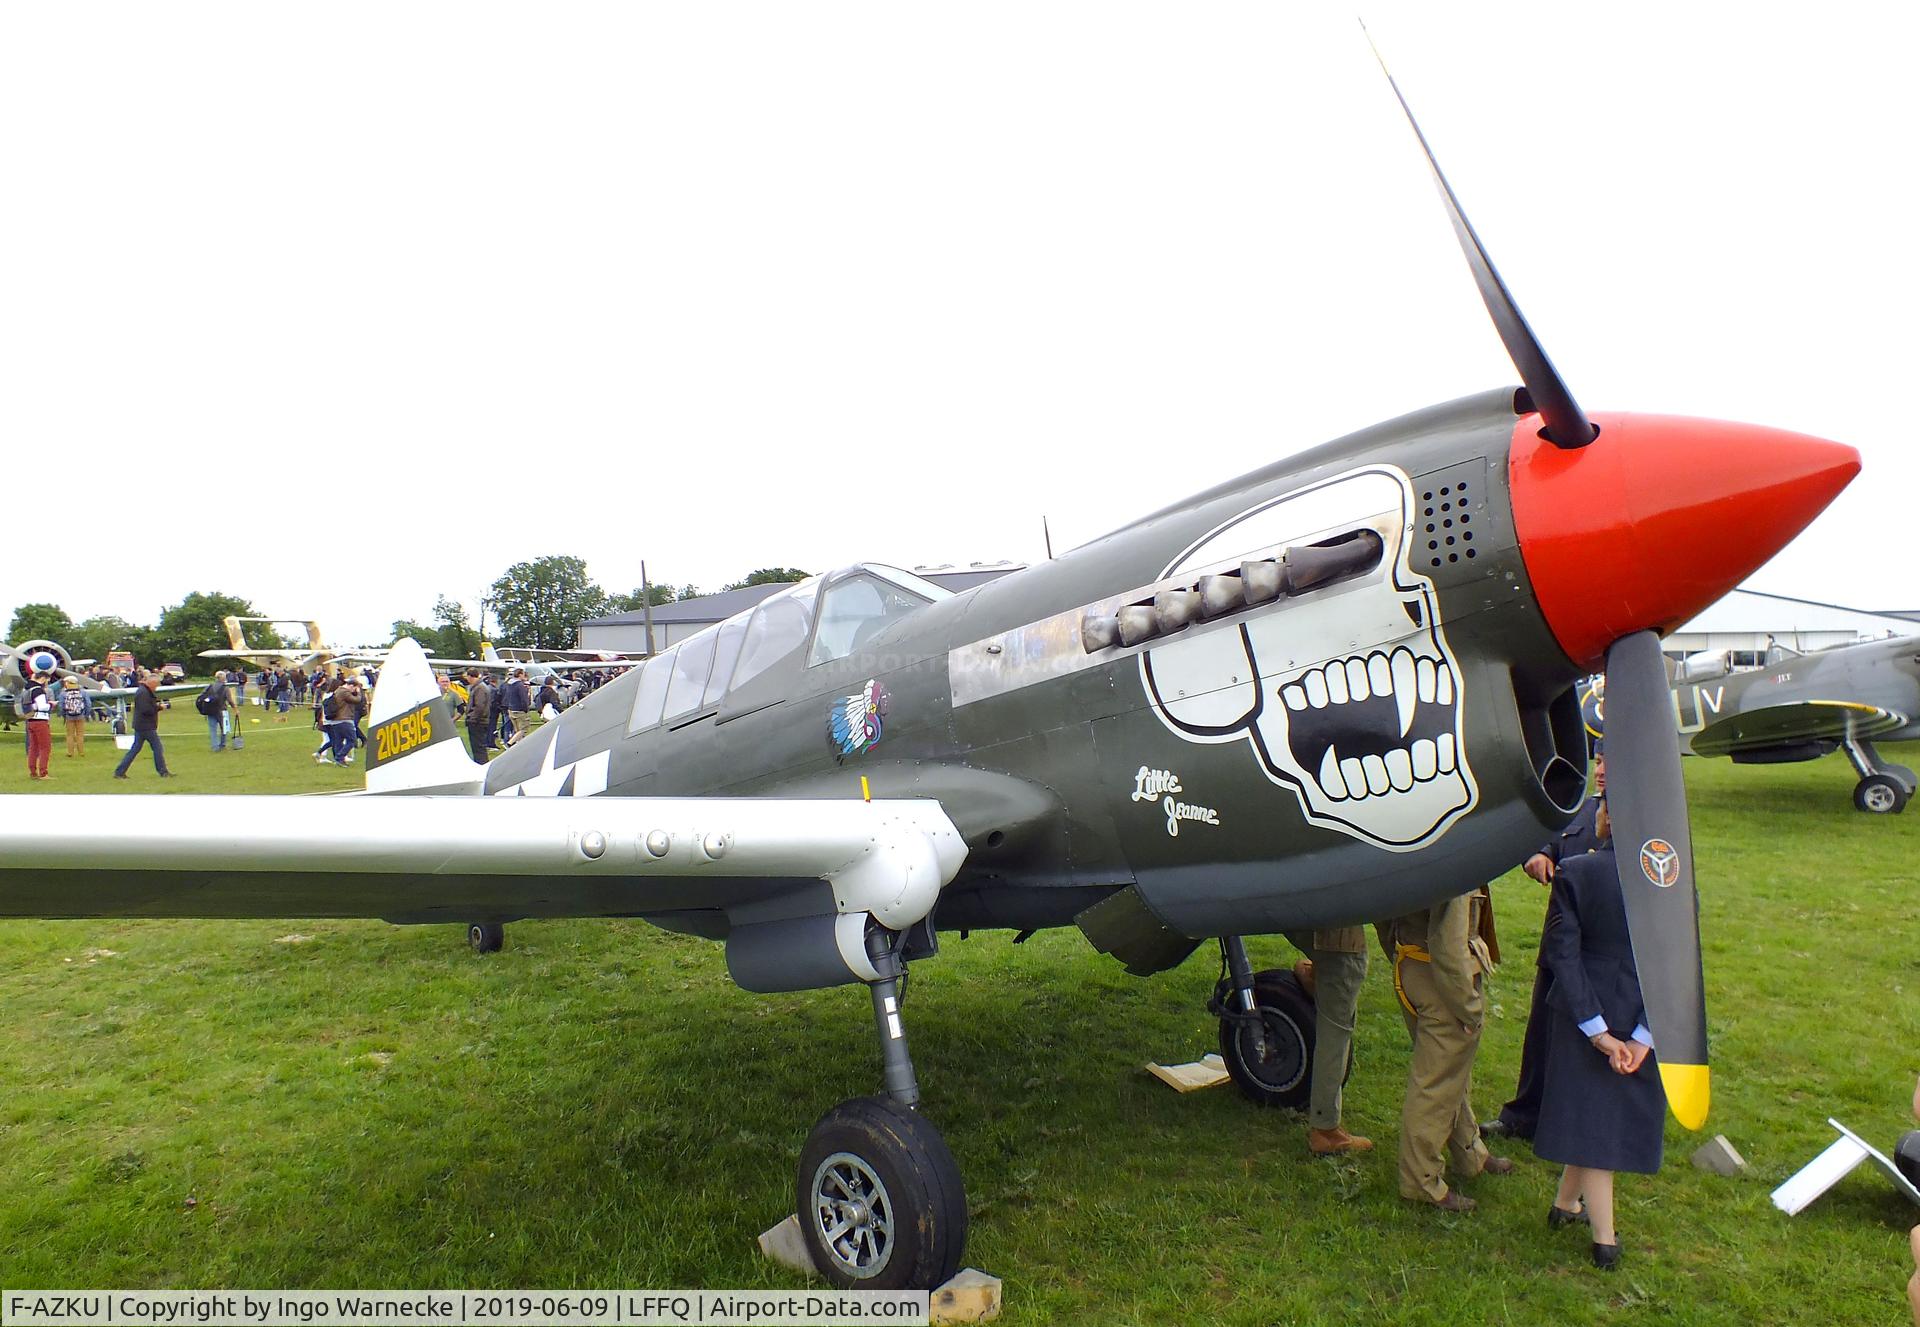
1689, 700, 1907, 758
0, 794, 966, 928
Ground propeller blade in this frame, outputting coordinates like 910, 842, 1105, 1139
1603, 630, 1709, 1129
1363, 30, 1598, 450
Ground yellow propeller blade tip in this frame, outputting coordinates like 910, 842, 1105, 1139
1660, 1062, 1711, 1130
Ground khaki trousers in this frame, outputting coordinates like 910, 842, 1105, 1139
64, 717, 86, 757
1306, 946, 1367, 1131
1394, 953, 1489, 1201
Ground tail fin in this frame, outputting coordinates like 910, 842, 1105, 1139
482, 642, 502, 665
365, 638, 485, 795
223, 616, 249, 651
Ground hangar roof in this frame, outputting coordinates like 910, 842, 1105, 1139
1677, 588, 1917, 637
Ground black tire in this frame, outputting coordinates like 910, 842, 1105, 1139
796, 1096, 967, 1291
1217, 967, 1316, 1110
467, 922, 505, 953
1853, 775, 1908, 815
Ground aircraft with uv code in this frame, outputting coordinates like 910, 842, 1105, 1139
0, 56, 1865, 1290
1582, 633, 1920, 813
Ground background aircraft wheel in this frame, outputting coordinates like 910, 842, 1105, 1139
1217, 968, 1315, 1110
467, 922, 505, 953
1852, 775, 1908, 815
796, 1095, 966, 1291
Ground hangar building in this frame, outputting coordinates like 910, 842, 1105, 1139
1665, 589, 1917, 667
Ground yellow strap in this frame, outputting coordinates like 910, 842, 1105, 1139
1391, 943, 1431, 1017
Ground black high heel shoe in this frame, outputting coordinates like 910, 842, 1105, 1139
1547, 1203, 1589, 1230
1591, 1241, 1621, 1270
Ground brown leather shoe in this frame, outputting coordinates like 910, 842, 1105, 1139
1309, 1126, 1374, 1155
1293, 958, 1317, 999
1427, 1189, 1477, 1213
1480, 1155, 1516, 1176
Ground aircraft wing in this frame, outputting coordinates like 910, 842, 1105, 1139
71, 682, 210, 702
0, 795, 966, 936
1689, 700, 1908, 757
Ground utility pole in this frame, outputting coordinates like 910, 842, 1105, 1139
640, 561, 657, 657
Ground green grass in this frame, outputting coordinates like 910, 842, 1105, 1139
1, 708, 1917, 1325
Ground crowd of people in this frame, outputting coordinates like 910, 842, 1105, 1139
451, 665, 625, 761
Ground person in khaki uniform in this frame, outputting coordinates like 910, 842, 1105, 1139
1376, 885, 1512, 1210
1287, 926, 1371, 1155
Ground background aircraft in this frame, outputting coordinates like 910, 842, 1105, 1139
197, 616, 340, 673
1584, 635, 1920, 813
0, 63, 1865, 1290
1, 638, 205, 715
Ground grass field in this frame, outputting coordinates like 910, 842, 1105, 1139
1, 699, 1916, 1325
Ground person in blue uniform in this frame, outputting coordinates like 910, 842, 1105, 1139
1484, 744, 1607, 1141
1532, 799, 1665, 1270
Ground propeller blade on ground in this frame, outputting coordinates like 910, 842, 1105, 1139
1603, 629, 1710, 1128
1363, 29, 1598, 450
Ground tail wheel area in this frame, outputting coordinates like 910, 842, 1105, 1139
1853, 775, 1908, 815
1217, 968, 1317, 1110
797, 1095, 967, 1291
467, 922, 505, 953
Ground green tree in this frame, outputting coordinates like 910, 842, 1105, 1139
69, 615, 151, 665
488, 557, 608, 650
605, 582, 680, 613
434, 595, 480, 658
146, 591, 259, 669
390, 619, 444, 654
7, 602, 74, 643
720, 568, 810, 592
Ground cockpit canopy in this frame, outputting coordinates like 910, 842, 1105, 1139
625, 563, 949, 735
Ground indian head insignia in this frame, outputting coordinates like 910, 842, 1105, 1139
829, 679, 889, 760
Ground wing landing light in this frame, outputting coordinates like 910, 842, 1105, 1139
1368, 30, 1862, 1129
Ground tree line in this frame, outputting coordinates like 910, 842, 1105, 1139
6, 560, 811, 665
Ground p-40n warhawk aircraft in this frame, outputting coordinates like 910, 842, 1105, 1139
0, 76, 1865, 1289
1586, 635, 1920, 814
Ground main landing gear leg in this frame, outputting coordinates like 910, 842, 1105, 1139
795, 924, 967, 1291
1843, 738, 1913, 814
1212, 936, 1318, 1111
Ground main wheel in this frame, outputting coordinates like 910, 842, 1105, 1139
796, 1096, 967, 1291
1853, 775, 1908, 815
1217, 967, 1316, 1110
467, 922, 505, 953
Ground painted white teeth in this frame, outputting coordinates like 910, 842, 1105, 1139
1437, 732, 1456, 772
1325, 661, 1349, 705
1412, 738, 1437, 779
1320, 746, 1347, 800
1416, 657, 1436, 703
1392, 650, 1417, 738
1385, 748, 1414, 792
1283, 684, 1307, 711
1367, 653, 1392, 697
1304, 671, 1328, 709
1436, 663, 1454, 706
1361, 754, 1390, 795
1345, 658, 1370, 703
1340, 756, 1366, 797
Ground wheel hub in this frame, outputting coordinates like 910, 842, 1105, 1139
810, 1152, 894, 1279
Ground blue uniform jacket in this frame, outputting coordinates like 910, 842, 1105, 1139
1541, 849, 1648, 1040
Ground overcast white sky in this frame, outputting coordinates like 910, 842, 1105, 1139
3, 4, 1913, 647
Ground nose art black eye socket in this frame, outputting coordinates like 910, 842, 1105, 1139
1403, 600, 1424, 628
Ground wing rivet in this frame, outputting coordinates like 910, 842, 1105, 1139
645, 830, 671, 858
702, 832, 730, 860
580, 831, 607, 860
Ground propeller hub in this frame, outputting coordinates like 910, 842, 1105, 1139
1510, 412, 1859, 670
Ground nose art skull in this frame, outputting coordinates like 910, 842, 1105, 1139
1141, 467, 1477, 850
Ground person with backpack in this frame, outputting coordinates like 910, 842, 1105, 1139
22, 670, 56, 779
58, 677, 93, 759
198, 671, 231, 751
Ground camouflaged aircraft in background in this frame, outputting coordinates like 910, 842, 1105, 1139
1585, 635, 1920, 814
0, 58, 1867, 1290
